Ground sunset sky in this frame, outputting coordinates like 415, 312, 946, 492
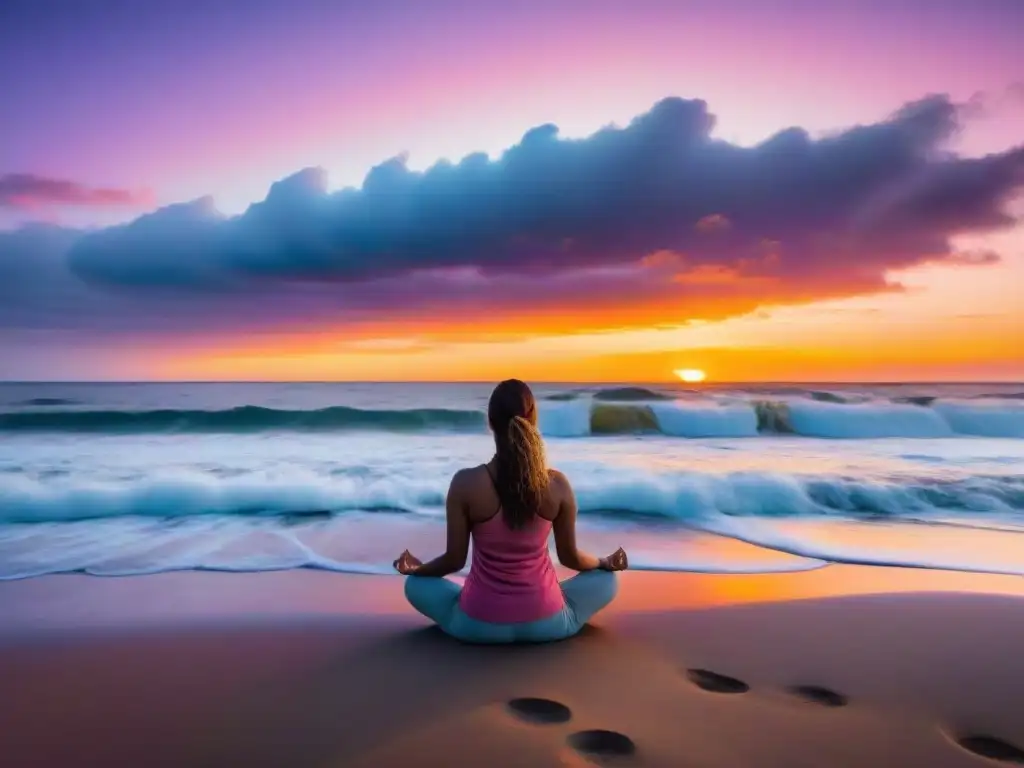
1, 0, 1022, 382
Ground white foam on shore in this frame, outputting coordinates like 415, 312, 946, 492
0, 514, 828, 581
1, 421, 1021, 581
3, 487, 1024, 580
3, 511, 1022, 579
700, 515, 1024, 577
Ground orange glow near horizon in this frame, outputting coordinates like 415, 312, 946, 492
158, 329, 1024, 384
114, 238, 1024, 384
153, 260, 1024, 383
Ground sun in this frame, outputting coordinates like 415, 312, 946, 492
674, 368, 707, 383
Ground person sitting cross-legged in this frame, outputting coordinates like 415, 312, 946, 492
394, 378, 627, 644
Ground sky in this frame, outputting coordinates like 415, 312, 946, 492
1, 0, 1023, 382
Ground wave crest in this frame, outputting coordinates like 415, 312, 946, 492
591, 386, 672, 401
2, 467, 1022, 525
3, 469, 1023, 579
3, 397, 1022, 439
0, 405, 486, 434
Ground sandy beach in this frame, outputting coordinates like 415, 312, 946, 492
5, 0, 1024, 760
3, 567, 1024, 767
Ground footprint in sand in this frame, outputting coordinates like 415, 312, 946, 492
686, 668, 750, 694
567, 729, 637, 759
506, 697, 573, 725
787, 684, 848, 708
955, 734, 1024, 764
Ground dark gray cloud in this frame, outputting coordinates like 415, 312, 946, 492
0, 93, 1021, 341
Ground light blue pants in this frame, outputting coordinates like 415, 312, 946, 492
403, 570, 619, 644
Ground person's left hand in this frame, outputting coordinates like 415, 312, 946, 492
601, 547, 629, 572
393, 550, 422, 575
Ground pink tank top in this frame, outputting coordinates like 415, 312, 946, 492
458, 468, 565, 624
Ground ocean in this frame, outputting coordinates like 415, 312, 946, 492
1, 381, 1023, 582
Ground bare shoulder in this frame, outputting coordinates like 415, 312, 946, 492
447, 466, 482, 513
547, 468, 572, 497
450, 465, 483, 490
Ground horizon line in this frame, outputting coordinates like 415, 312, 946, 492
1, 379, 1021, 386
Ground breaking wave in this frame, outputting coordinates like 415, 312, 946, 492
2, 468, 1022, 524
0, 405, 487, 434
2, 396, 1022, 439
3, 468, 1023, 580
538, 398, 1024, 439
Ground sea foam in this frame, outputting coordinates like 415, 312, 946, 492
2, 466, 1021, 524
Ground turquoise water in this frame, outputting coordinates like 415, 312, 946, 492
1, 381, 1022, 580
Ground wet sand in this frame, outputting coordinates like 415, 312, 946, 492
2, 567, 1024, 767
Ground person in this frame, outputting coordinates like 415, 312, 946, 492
394, 378, 628, 643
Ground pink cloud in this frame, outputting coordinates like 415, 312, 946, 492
1, 93, 1021, 348
0, 174, 154, 210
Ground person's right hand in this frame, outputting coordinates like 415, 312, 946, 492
601, 547, 628, 571
393, 550, 422, 575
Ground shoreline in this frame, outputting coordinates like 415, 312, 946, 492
2, 567, 1023, 766
4, 563, 1024, 632
6, 510, 1024, 583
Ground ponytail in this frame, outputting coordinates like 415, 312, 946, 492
494, 415, 550, 529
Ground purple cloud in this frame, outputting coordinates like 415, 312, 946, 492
0, 93, 1020, 342
0, 174, 154, 210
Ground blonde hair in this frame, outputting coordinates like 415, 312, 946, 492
488, 380, 549, 529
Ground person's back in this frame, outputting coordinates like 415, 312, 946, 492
458, 466, 564, 623
394, 378, 628, 644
